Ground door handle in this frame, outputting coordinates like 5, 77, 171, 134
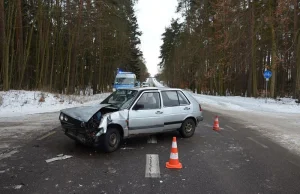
184, 107, 190, 110
155, 111, 163, 114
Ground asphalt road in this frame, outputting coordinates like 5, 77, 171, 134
1, 109, 300, 194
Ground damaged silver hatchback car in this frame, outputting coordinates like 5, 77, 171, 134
59, 87, 203, 152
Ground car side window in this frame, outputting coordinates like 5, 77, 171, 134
177, 91, 189, 105
161, 91, 180, 107
135, 92, 161, 110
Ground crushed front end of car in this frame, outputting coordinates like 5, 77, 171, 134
59, 105, 128, 148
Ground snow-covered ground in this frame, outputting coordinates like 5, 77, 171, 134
193, 94, 300, 114
192, 94, 300, 156
0, 90, 110, 118
0, 90, 111, 154
151, 79, 300, 156
151, 78, 165, 87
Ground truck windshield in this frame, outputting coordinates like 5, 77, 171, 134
115, 78, 135, 85
101, 89, 139, 109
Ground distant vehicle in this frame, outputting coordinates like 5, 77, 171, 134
142, 82, 150, 87
136, 81, 141, 87
112, 70, 137, 91
59, 87, 204, 152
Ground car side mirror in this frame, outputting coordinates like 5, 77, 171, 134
135, 83, 138, 87
133, 104, 144, 110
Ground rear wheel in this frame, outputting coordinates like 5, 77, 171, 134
179, 118, 196, 138
101, 128, 121, 153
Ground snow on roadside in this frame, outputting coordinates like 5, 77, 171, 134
192, 94, 300, 114
152, 78, 166, 87
152, 78, 299, 114
0, 90, 111, 118
191, 94, 300, 156
151, 80, 300, 156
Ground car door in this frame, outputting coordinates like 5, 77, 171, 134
128, 91, 164, 135
161, 90, 192, 131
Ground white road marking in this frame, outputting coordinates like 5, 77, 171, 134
204, 123, 213, 128
225, 125, 237, 132
45, 154, 73, 163
247, 137, 268, 149
0, 150, 18, 161
145, 154, 160, 178
147, 136, 157, 144
37, 131, 56, 141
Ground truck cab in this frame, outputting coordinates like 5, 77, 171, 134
113, 71, 137, 91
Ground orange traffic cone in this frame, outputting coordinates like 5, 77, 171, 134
213, 116, 220, 131
166, 137, 182, 169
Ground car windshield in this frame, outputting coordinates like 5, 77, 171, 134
115, 78, 135, 85
101, 89, 139, 109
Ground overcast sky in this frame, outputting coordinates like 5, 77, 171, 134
135, 0, 179, 77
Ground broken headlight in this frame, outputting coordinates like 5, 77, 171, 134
59, 113, 64, 120
81, 122, 85, 128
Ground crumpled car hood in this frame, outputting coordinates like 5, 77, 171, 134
60, 104, 111, 122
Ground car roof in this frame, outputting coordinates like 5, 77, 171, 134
118, 87, 183, 92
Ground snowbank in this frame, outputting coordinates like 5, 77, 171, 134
191, 94, 300, 114
0, 90, 110, 118
152, 78, 166, 87
191, 93, 300, 156
152, 77, 300, 114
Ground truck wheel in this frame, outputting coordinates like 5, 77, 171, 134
179, 118, 196, 138
101, 128, 121, 153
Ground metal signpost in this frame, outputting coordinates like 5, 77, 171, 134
263, 70, 272, 103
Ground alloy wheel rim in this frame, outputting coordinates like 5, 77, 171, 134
109, 133, 117, 146
185, 123, 193, 133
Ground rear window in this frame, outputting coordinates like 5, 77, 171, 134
161, 91, 179, 107
177, 91, 189, 105
161, 90, 190, 107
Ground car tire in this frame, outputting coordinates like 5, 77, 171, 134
101, 128, 121, 153
179, 118, 196, 138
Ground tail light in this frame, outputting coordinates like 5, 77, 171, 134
199, 104, 202, 111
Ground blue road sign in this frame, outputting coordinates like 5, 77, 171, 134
263, 70, 272, 79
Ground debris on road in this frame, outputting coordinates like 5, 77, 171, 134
104, 167, 117, 174
120, 147, 135, 150
45, 154, 73, 163
13, 185, 24, 190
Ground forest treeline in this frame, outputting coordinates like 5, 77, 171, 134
0, 0, 149, 94
158, 0, 300, 99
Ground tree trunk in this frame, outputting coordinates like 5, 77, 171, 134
294, 0, 299, 98
251, 1, 257, 97
295, 30, 300, 100
0, 0, 6, 90
16, 0, 23, 86
269, 0, 277, 98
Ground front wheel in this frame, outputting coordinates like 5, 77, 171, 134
179, 118, 196, 138
101, 128, 121, 153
